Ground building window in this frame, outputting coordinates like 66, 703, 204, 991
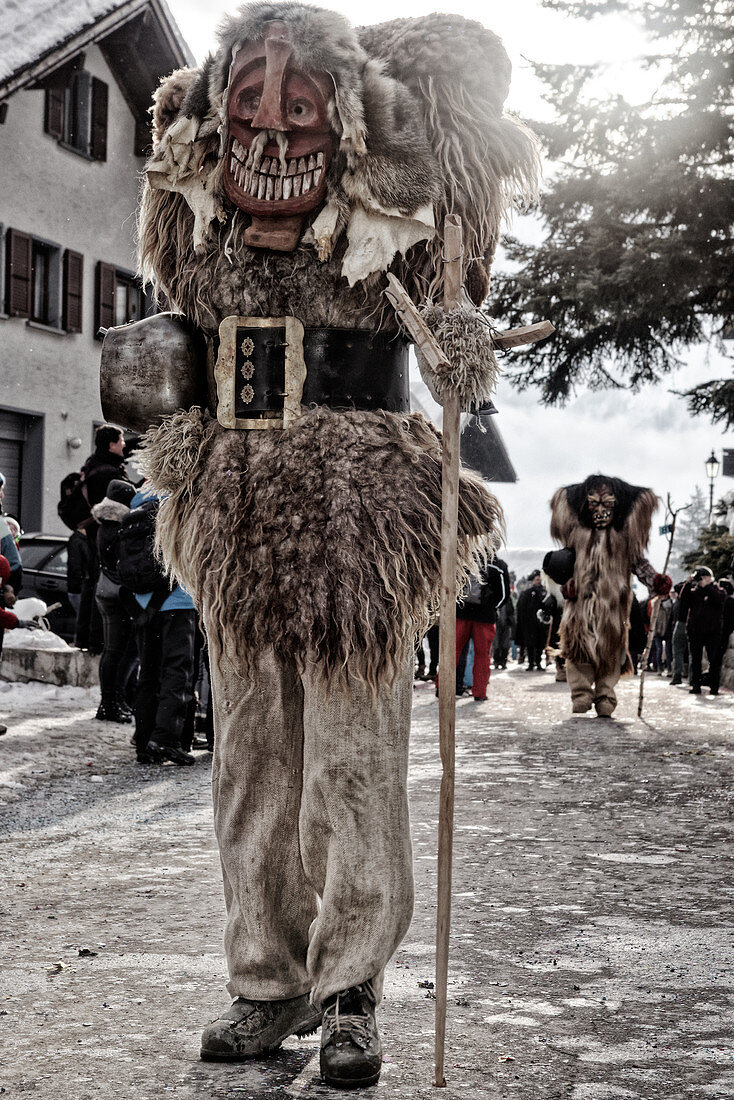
45, 70, 107, 161
95, 262, 146, 336
4, 228, 83, 333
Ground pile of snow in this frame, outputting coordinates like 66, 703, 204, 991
3, 628, 71, 650
0, 680, 97, 710
4, 597, 71, 650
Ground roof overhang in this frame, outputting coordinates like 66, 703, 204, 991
0, 0, 194, 103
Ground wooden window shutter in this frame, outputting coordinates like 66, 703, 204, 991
44, 84, 65, 140
90, 78, 108, 161
6, 229, 32, 317
95, 261, 116, 335
63, 250, 84, 333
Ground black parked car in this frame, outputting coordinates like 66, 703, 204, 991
17, 534, 77, 642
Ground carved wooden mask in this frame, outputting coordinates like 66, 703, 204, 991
224, 21, 335, 250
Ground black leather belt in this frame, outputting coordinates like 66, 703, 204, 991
302, 328, 410, 413
213, 322, 410, 422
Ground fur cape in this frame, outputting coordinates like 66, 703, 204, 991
550, 477, 658, 677
141, 407, 502, 690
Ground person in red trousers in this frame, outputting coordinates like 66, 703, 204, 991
454, 557, 511, 701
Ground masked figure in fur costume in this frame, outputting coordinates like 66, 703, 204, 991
547, 476, 672, 718
120, 2, 539, 1086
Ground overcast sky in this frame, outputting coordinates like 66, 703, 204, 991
165, 0, 734, 572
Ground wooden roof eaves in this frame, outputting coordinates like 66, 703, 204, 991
0, 0, 193, 102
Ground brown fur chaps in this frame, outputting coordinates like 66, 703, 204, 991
141, 407, 502, 690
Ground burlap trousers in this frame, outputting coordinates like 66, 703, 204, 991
208, 643, 414, 1009
565, 658, 622, 716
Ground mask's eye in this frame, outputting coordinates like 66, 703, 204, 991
237, 90, 261, 115
288, 98, 317, 125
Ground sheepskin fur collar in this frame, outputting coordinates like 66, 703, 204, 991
92, 498, 130, 524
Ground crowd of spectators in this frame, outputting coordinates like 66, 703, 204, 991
418, 561, 734, 701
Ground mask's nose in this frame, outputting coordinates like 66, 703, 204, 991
251, 36, 291, 131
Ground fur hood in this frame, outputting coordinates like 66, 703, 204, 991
92, 498, 130, 524
139, 2, 540, 327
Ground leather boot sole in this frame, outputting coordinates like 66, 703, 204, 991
321, 1067, 381, 1089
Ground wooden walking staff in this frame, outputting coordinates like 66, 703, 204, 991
638, 494, 688, 717
434, 213, 463, 1088
382, 219, 553, 1088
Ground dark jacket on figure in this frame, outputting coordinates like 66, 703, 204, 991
679, 580, 726, 636
80, 451, 126, 510
457, 557, 510, 624
515, 584, 548, 648
67, 529, 93, 595
720, 594, 734, 651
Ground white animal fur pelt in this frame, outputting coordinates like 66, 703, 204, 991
550, 486, 658, 676
140, 407, 503, 691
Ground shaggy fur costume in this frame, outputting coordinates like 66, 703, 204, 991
136, 3, 537, 685
142, 407, 502, 690
550, 477, 658, 678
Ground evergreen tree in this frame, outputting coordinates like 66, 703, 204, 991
674, 485, 711, 573
493, 0, 734, 422
682, 525, 734, 578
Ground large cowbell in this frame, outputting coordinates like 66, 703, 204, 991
100, 313, 208, 433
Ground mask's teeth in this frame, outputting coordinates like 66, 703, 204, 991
307, 155, 316, 171
243, 168, 251, 191
274, 176, 283, 200
293, 174, 302, 197
262, 156, 272, 175
316, 151, 324, 167
257, 174, 266, 199
297, 157, 307, 175
302, 170, 313, 194
266, 175, 274, 200
313, 167, 322, 187
249, 172, 259, 196
283, 176, 293, 200
286, 159, 297, 177
269, 159, 278, 175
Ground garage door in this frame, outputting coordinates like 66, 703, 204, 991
0, 409, 25, 518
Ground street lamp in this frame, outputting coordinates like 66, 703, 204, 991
705, 449, 720, 523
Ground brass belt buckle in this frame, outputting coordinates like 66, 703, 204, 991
214, 315, 306, 430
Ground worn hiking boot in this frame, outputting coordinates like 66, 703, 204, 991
200, 995, 321, 1061
320, 985, 382, 1089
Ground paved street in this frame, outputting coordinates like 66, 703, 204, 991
1, 669, 733, 1100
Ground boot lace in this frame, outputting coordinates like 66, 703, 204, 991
322, 986, 372, 1047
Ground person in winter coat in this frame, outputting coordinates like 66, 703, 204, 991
129, 488, 197, 767
0, 472, 22, 594
515, 571, 548, 670
537, 577, 566, 681
451, 557, 510, 700
492, 589, 515, 670
669, 584, 689, 685
74, 425, 129, 652
647, 595, 673, 672
680, 567, 727, 696
91, 479, 138, 724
